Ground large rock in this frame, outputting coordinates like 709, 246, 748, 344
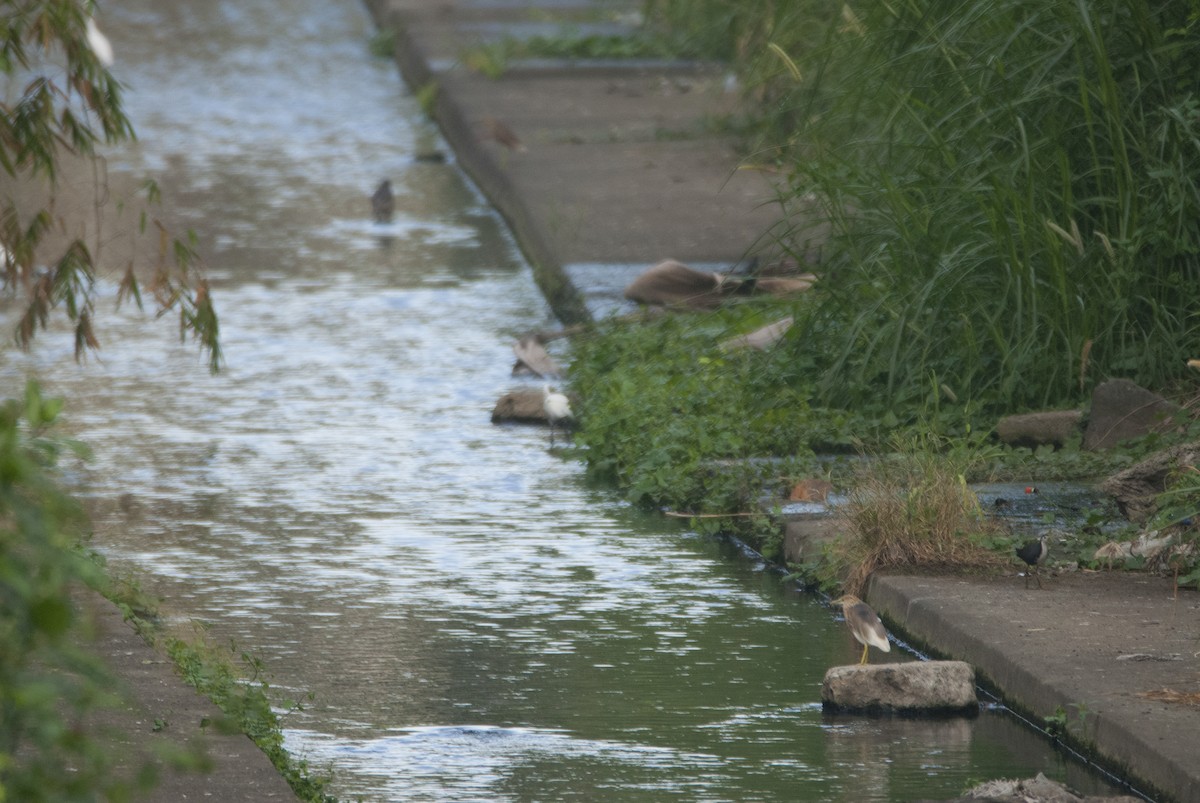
781, 513, 839, 565
950, 772, 1143, 802
491, 389, 564, 425
996, 410, 1082, 452
821, 660, 977, 715
1083, 379, 1181, 450
1100, 439, 1200, 523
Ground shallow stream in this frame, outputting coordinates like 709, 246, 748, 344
0, 1, 1133, 800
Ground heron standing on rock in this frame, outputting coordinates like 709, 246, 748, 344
542, 384, 573, 447
831, 594, 891, 665
1015, 534, 1049, 589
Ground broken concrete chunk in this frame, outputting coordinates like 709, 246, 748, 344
1083, 379, 1181, 450
996, 410, 1082, 452
821, 660, 977, 715
491, 389, 548, 424
512, 336, 562, 378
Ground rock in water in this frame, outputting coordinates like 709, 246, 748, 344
821, 660, 977, 715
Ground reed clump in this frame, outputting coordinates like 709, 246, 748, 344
836, 440, 1009, 596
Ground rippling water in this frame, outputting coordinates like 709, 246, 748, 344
0, 1, 1129, 800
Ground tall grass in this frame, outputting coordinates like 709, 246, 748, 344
648, 0, 1200, 416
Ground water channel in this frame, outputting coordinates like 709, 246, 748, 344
2, 1, 1134, 800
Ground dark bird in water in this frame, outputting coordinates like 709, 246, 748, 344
1015, 534, 1049, 589
371, 179, 394, 223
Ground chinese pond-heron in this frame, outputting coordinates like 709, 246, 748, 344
830, 594, 891, 665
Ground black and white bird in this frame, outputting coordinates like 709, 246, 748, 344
1015, 534, 1049, 589
371, 179, 394, 223
542, 384, 573, 447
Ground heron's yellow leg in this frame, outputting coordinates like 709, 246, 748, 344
859, 643, 869, 665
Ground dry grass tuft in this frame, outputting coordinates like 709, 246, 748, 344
1138, 688, 1200, 708
836, 439, 1009, 596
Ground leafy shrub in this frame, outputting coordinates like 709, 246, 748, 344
0, 382, 140, 801
571, 304, 827, 512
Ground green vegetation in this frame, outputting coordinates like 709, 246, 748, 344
0, 382, 151, 801
159, 631, 337, 802
571, 304, 832, 509
570, 0, 1200, 582
641, 0, 1200, 415
462, 27, 704, 78
2, 0, 220, 369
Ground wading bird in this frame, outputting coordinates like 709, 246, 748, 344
86, 16, 114, 67
371, 179, 394, 223
484, 116, 526, 152
1015, 533, 1048, 589
542, 384, 573, 447
831, 594, 891, 665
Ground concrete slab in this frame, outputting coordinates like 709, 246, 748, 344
76, 589, 301, 802
868, 573, 1200, 802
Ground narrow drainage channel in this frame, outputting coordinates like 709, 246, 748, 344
0, 0, 1141, 799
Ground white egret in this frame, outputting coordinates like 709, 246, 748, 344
542, 384, 573, 447
86, 16, 114, 67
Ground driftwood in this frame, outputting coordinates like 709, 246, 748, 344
512, 336, 563, 378
1100, 440, 1200, 522
624, 259, 741, 309
624, 259, 816, 310
756, 275, 816, 295
721, 316, 794, 351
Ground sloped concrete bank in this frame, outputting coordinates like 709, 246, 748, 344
361, 0, 785, 323
868, 573, 1200, 802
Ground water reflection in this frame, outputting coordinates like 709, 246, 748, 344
0, 0, 1134, 800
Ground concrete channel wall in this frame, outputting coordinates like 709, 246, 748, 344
361, 0, 786, 323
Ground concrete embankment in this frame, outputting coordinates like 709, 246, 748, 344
869, 573, 1200, 802
366, 2, 1200, 801
361, 0, 786, 323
